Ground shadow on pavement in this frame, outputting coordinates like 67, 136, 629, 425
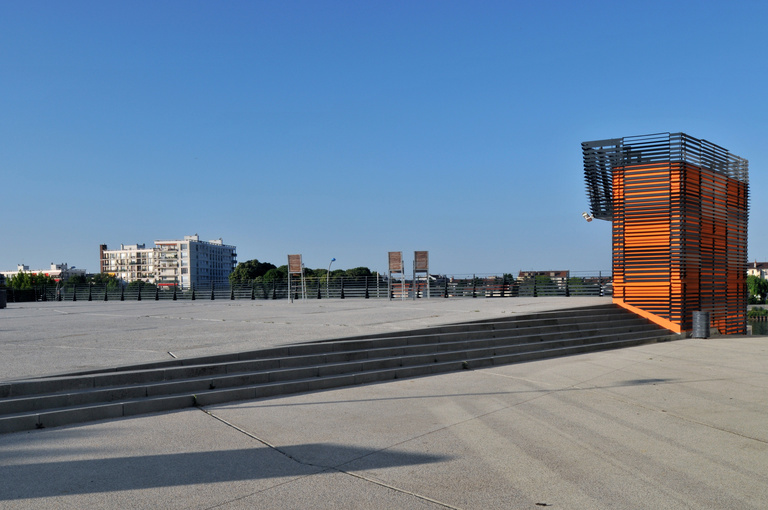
0, 443, 451, 500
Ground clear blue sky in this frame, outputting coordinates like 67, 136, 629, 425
2, 1, 766, 276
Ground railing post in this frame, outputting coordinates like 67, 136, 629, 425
88, 283, 92, 302
599, 271, 603, 296
210, 282, 215, 300
340, 278, 345, 299
365, 277, 369, 299
472, 275, 477, 298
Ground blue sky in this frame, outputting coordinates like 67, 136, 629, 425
2, 1, 766, 276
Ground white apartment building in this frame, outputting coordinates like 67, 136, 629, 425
0, 263, 86, 282
99, 244, 156, 283
100, 235, 237, 289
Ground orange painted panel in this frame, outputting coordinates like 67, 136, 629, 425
612, 161, 747, 334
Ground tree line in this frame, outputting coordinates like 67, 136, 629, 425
2, 272, 124, 290
229, 259, 374, 285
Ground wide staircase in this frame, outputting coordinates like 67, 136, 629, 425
0, 304, 682, 434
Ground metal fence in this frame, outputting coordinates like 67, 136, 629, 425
2, 273, 612, 303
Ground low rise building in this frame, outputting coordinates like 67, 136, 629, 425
0, 263, 86, 282
517, 270, 570, 282
100, 235, 237, 289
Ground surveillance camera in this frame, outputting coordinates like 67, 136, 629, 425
582, 211, 594, 222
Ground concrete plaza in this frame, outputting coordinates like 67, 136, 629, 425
1, 298, 767, 509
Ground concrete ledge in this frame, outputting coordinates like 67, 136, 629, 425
431, 361, 465, 373
212, 372, 271, 388
354, 370, 397, 385
253, 380, 315, 399
394, 366, 432, 379
145, 379, 212, 397
317, 374, 357, 390
8, 376, 96, 397
318, 361, 363, 377
225, 359, 281, 374
94, 370, 165, 388
164, 365, 228, 380
194, 387, 257, 407
123, 395, 196, 416
39, 403, 124, 429
360, 357, 403, 371
0, 394, 70, 414
279, 355, 326, 368
0, 414, 40, 434
268, 367, 318, 382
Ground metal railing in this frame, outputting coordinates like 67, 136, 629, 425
2, 272, 612, 303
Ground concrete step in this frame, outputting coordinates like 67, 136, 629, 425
0, 304, 682, 434
0, 317, 661, 398
0, 325, 674, 415
55, 306, 645, 375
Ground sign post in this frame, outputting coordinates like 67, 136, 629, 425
287, 254, 306, 302
413, 251, 429, 299
388, 251, 405, 300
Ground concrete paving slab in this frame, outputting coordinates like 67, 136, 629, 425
221, 470, 446, 510
0, 410, 325, 509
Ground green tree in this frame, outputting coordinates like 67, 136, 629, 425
302, 267, 319, 278
64, 274, 87, 287
127, 280, 156, 292
344, 267, 373, 279
534, 275, 558, 296
567, 277, 587, 295
229, 259, 277, 285
6, 272, 30, 289
747, 275, 768, 304
90, 273, 121, 289
6, 272, 56, 289
263, 265, 288, 282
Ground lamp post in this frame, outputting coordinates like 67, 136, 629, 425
327, 258, 335, 299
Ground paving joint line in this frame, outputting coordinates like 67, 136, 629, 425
196, 406, 462, 509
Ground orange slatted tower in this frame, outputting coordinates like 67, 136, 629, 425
583, 133, 749, 334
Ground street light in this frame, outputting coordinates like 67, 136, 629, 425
327, 258, 336, 299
